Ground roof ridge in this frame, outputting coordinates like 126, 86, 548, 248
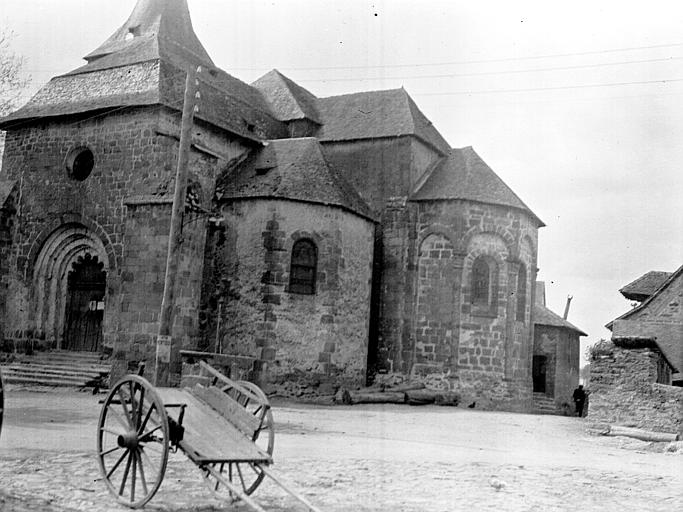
608, 263, 683, 327
319, 87, 404, 101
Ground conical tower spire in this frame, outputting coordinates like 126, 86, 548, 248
84, 0, 213, 68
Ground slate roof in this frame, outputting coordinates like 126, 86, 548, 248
0, 0, 285, 141
217, 138, 375, 221
534, 303, 587, 336
412, 146, 544, 226
607, 264, 683, 376
252, 70, 322, 124
619, 271, 672, 302
82, 0, 214, 67
316, 88, 451, 154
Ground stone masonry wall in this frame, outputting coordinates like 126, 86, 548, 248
376, 197, 417, 375
1, 105, 250, 386
404, 200, 538, 411
0, 108, 168, 347
0, 185, 17, 347
207, 199, 375, 397
112, 201, 171, 380
589, 341, 683, 434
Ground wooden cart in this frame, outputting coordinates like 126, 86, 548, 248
96, 362, 321, 511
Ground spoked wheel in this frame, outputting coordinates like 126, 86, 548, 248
202, 380, 274, 499
0, 367, 4, 439
97, 375, 169, 508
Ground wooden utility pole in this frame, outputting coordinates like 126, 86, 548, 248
154, 66, 200, 386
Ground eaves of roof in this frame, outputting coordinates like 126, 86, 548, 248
606, 264, 683, 330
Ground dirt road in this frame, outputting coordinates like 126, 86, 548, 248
0, 389, 681, 511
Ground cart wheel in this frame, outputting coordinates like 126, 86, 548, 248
0, 367, 4, 439
203, 380, 274, 499
97, 375, 169, 508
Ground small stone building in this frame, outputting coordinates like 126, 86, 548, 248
532, 282, 586, 412
0, 0, 547, 410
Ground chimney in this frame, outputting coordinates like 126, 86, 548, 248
563, 295, 573, 320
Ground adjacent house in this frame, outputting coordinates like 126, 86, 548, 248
608, 266, 683, 386
587, 266, 683, 434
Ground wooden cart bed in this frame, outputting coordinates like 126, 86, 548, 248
156, 386, 271, 464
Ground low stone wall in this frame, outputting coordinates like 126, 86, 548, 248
588, 341, 683, 434
407, 363, 532, 412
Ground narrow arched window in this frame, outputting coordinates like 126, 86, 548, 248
516, 265, 527, 321
289, 239, 317, 294
472, 257, 490, 304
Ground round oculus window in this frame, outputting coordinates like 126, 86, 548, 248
66, 147, 95, 181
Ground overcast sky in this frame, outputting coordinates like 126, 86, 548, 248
2, 0, 682, 364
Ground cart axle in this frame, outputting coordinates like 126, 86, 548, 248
117, 431, 139, 450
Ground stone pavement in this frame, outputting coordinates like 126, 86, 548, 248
0, 390, 681, 511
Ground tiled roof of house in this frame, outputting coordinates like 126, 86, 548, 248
0, 0, 285, 141
608, 264, 683, 376
252, 70, 322, 124
217, 138, 375, 221
534, 303, 587, 336
411, 146, 544, 226
316, 88, 451, 154
619, 270, 672, 301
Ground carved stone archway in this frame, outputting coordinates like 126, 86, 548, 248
32, 223, 110, 350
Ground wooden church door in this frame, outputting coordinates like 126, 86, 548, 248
63, 254, 106, 352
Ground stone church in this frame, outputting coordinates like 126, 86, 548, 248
0, 0, 559, 410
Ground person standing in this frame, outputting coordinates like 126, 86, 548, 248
572, 385, 587, 417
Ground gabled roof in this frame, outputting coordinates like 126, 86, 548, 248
252, 70, 322, 124
607, 264, 683, 377
619, 270, 672, 302
0, 0, 285, 141
609, 266, 682, 327
316, 88, 451, 154
217, 138, 375, 221
411, 147, 544, 226
534, 303, 587, 336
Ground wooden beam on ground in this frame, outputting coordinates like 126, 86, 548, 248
350, 391, 406, 404
603, 425, 680, 442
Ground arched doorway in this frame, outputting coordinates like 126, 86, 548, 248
63, 254, 106, 351
32, 223, 111, 351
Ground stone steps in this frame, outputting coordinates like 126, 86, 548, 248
1, 351, 110, 389
3, 365, 104, 381
532, 393, 558, 415
6, 362, 110, 375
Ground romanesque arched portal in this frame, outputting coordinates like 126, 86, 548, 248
32, 223, 110, 351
